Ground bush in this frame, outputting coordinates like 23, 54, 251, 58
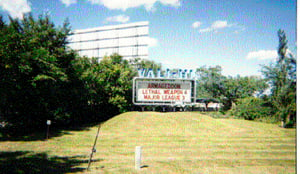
230, 97, 275, 121
284, 121, 295, 128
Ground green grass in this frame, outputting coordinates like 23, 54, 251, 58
0, 112, 296, 174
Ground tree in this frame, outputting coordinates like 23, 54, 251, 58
261, 30, 296, 125
0, 14, 140, 136
196, 65, 225, 98
77, 54, 136, 115
221, 76, 267, 110
129, 58, 162, 76
100, 54, 136, 113
0, 14, 77, 133
196, 66, 267, 111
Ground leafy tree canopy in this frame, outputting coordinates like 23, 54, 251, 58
196, 66, 267, 110
0, 14, 76, 134
261, 29, 296, 124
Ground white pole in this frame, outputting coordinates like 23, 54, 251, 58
135, 146, 142, 170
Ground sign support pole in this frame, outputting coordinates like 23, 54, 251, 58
46, 120, 51, 139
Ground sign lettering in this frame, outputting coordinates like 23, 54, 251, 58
136, 81, 191, 103
138, 68, 194, 79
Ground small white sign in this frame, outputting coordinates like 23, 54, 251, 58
47, 120, 51, 125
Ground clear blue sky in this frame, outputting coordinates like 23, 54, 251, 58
0, 0, 296, 76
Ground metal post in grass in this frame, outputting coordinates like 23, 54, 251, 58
135, 146, 142, 170
87, 124, 102, 171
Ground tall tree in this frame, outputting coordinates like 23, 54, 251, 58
0, 14, 76, 133
77, 54, 136, 115
261, 29, 296, 125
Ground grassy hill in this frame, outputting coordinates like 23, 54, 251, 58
0, 112, 296, 173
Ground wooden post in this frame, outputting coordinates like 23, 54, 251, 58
135, 146, 142, 170
281, 119, 285, 128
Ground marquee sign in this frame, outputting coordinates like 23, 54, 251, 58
137, 68, 194, 79
133, 77, 196, 106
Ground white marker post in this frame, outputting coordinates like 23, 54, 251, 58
135, 146, 142, 170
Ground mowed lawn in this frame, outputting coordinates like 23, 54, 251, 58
0, 112, 296, 174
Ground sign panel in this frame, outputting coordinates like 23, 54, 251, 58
133, 77, 196, 106
69, 21, 149, 60
137, 81, 191, 102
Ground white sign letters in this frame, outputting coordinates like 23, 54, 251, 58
137, 81, 191, 102
137, 68, 194, 79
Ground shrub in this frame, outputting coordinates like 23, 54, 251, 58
230, 97, 275, 121
284, 121, 295, 128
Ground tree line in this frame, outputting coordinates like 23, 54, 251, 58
196, 30, 296, 127
0, 15, 296, 136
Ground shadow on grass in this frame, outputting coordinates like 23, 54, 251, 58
0, 120, 105, 142
0, 128, 72, 142
0, 151, 102, 174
